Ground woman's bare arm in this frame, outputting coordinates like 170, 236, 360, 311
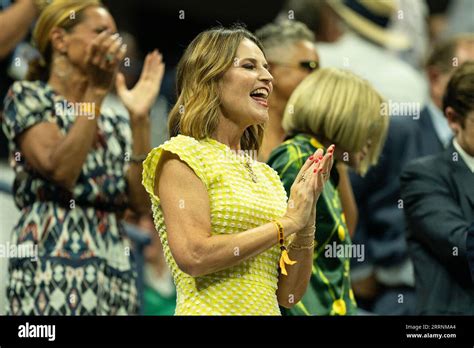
0, 0, 37, 59
155, 151, 300, 278
157, 147, 333, 309
17, 31, 127, 190
17, 90, 104, 190
276, 150, 334, 307
126, 117, 151, 215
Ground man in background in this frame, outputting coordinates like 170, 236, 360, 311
255, 20, 319, 162
350, 34, 474, 314
401, 61, 474, 314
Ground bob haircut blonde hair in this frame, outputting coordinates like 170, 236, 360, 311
282, 68, 389, 175
168, 26, 266, 151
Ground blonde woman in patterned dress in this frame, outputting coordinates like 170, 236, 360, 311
142, 26, 334, 315
2, 0, 164, 314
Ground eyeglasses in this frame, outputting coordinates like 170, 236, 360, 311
270, 60, 319, 72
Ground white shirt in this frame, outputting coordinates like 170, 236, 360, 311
453, 139, 474, 173
317, 32, 428, 106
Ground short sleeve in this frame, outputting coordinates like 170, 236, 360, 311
2, 81, 55, 143
142, 135, 208, 202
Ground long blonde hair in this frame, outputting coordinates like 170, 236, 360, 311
168, 26, 266, 151
28, 0, 103, 81
283, 68, 389, 175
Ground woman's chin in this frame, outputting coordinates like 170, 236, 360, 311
251, 111, 269, 125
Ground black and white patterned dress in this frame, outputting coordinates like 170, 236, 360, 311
2, 80, 138, 315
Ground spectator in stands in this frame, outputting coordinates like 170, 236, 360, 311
268, 68, 389, 315
142, 26, 335, 315
254, 20, 319, 162
2, 0, 164, 315
349, 34, 474, 315
0, 0, 39, 59
401, 61, 474, 314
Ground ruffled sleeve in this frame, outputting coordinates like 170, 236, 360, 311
142, 135, 208, 202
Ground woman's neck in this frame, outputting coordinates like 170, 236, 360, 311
212, 115, 245, 152
48, 67, 89, 102
267, 93, 286, 141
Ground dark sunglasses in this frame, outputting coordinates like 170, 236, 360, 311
270, 60, 319, 72
299, 60, 319, 71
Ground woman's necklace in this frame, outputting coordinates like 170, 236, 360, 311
238, 152, 258, 183
207, 137, 258, 183
243, 159, 258, 183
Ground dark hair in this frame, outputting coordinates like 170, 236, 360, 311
442, 61, 474, 128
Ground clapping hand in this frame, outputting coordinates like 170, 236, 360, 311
115, 50, 165, 121
284, 145, 335, 231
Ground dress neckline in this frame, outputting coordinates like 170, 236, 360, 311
204, 137, 257, 161
203, 137, 232, 152
203, 137, 259, 182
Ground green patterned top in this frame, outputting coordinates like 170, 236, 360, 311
268, 134, 357, 315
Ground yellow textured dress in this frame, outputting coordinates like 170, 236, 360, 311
142, 135, 288, 315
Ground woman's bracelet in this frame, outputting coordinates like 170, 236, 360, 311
295, 225, 316, 238
273, 220, 297, 275
304, 225, 316, 232
296, 231, 315, 238
289, 240, 316, 250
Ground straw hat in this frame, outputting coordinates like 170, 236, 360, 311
328, 0, 411, 50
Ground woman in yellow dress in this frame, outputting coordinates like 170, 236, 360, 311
142, 26, 335, 315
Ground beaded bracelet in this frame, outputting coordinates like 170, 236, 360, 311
273, 220, 297, 275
